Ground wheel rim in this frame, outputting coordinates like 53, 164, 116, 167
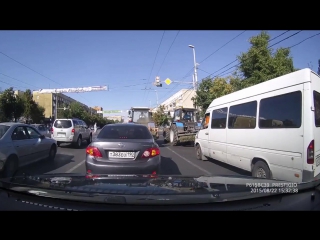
256, 167, 267, 178
170, 130, 174, 142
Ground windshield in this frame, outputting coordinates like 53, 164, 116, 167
97, 125, 152, 139
0, 30, 318, 208
0, 125, 10, 139
132, 110, 150, 122
54, 120, 72, 128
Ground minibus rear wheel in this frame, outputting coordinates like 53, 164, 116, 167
252, 160, 271, 179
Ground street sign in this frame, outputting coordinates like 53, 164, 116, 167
103, 110, 122, 114
165, 78, 172, 85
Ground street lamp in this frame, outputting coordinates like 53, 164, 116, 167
188, 45, 198, 90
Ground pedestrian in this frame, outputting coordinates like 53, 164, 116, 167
94, 122, 97, 133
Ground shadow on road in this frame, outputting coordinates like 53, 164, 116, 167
14, 153, 75, 176
207, 157, 251, 176
160, 156, 181, 175
58, 141, 89, 149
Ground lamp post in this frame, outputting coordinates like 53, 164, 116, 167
188, 45, 198, 90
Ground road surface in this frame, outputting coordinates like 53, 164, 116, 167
16, 131, 251, 177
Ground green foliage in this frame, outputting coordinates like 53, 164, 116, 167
152, 105, 169, 126
193, 31, 297, 116
0, 87, 25, 122
60, 102, 115, 126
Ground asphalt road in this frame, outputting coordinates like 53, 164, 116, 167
17, 130, 251, 177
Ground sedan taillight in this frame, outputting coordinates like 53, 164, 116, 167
86, 146, 103, 158
142, 147, 160, 158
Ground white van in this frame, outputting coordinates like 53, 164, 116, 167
195, 68, 320, 184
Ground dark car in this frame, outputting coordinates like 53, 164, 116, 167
85, 123, 161, 175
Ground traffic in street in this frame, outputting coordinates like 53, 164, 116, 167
15, 129, 250, 177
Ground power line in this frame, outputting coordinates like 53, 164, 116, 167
156, 30, 180, 76
143, 31, 166, 101
155, 31, 301, 108
157, 31, 250, 105
0, 72, 39, 88
206, 30, 299, 78
0, 51, 93, 104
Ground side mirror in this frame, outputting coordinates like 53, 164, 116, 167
40, 135, 45, 139
128, 110, 132, 115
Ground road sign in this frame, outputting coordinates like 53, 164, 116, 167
165, 78, 172, 85
103, 110, 122, 114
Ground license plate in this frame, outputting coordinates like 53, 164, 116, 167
108, 151, 135, 159
57, 133, 65, 136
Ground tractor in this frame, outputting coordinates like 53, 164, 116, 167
127, 107, 159, 140
163, 107, 201, 146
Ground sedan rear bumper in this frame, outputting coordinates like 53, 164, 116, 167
85, 156, 161, 175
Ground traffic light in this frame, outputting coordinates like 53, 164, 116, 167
155, 76, 162, 87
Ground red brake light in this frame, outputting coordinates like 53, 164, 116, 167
307, 140, 314, 164
71, 128, 75, 134
86, 146, 103, 158
142, 147, 160, 158
50, 127, 53, 132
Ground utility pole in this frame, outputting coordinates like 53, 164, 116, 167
189, 45, 198, 90
318, 59, 320, 75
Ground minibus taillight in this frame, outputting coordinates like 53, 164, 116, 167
307, 140, 314, 164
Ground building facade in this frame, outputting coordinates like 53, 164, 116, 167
32, 92, 97, 121
92, 106, 103, 117
152, 89, 196, 113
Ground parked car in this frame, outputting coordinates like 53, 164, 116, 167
85, 123, 161, 175
0, 122, 57, 178
31, 124, 51, 138
51, 118, 92, 148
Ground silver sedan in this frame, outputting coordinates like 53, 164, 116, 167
0, 122, 57, 178
85, 123, 161, 175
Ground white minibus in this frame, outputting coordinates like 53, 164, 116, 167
195, 68, 320, 184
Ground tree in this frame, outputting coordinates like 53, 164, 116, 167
152, 105, 169, 126
0, 87, 24, 122
22, 89, 33, 121
237, 31, 296, 89
191, 78, 215, 115
30, 102, 45, 123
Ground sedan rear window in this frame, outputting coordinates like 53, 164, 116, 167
0, 125, 10, 139
37, 125, 47, 131
54, 120, 72, 128
97, 125, 152, 139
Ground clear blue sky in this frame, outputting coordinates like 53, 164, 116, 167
0, 30, 319, 119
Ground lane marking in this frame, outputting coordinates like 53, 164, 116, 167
165, 147, 211, 175
66, 160, 85, 173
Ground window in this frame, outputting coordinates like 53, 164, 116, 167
12, 127, 28, 140
211, 107, 228, 129
54, 120, 72, 128
37, 125, 46, 131
313, 91, 320, 127
259, 91, 302, 128
26, 127, 41, 139
97, 125, 152, 139
0, 125, 10, 139
228, 101, 257, 129
201, 113, 210, 129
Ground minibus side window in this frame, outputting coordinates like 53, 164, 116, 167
202, 113, 210, 129
228, 101, 257, 129
259, 91, 302, 128
313, 91, 320, 127
211, 107, 228, 129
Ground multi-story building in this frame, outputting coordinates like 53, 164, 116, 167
32, 92, 96, 122
152, 88, 196, 113
92, 106, 103, 117
105, 115, 123, 123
